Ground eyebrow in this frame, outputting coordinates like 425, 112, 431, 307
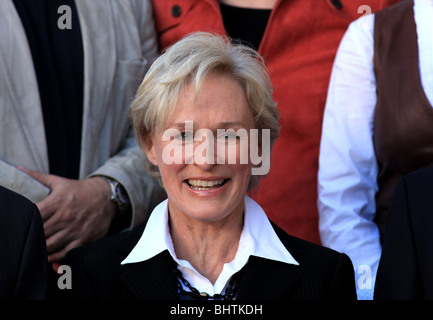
215, 121, 245, 128
169, 121, 246, 129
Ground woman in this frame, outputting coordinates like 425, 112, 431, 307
150, 0, 401, 246
60, 33, 355, 300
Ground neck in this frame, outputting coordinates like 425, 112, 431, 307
169, 209, 243, 284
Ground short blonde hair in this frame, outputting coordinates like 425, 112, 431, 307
131, 32, 280, 189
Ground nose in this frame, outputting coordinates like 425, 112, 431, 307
192, 129, 217, 171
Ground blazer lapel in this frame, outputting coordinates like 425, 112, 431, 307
236, 221, 303, 300
0, 0, 48, 172
115, 220, 302, 300
118, 250, 179, 300
117, 250, 300, 300
236, 256, 299, 300
74, 0, 117, 177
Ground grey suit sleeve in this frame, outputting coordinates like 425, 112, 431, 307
89, 143, 166, 227
88, 0, 165, 227
0, 161, 49, 203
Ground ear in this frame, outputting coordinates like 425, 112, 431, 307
144, 135, 158, 166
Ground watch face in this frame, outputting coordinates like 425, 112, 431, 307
115, 183, 129, 206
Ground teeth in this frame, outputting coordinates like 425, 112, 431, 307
188, 179, 225, 189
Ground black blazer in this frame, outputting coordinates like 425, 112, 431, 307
60, 218, 356, 300
0, 186, 47, 300
375, 166, 433, 300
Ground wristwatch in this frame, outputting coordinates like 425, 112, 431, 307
101, 177, 130, 215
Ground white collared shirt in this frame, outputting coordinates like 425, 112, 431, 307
122, 195, 298, 296
318, 0, 433, 300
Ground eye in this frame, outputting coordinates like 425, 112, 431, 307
173, 131, 194, 143
217, 131, 240, 144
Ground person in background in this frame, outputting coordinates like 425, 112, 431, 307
374, 166, 433, 300
149, 0, 401, 246
318, 0, 433, 300
59, 32, 356, 300
0, 0, 165, 266
0, 186, 47, 300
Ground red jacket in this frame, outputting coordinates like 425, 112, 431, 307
151, 0, 401, 244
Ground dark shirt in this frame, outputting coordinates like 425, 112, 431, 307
13, 0, 84, 179
220, 3, 271, 51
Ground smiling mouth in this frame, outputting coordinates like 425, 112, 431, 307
186, 179, 228, 191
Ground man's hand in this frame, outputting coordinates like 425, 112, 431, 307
19, 167, 116, 263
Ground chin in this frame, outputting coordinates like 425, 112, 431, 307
187, 202, 243, 223
188, 209, 229, 222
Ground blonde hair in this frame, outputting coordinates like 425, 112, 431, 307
130, 32, 280, 189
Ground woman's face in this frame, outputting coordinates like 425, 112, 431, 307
146, 73, 256, 224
